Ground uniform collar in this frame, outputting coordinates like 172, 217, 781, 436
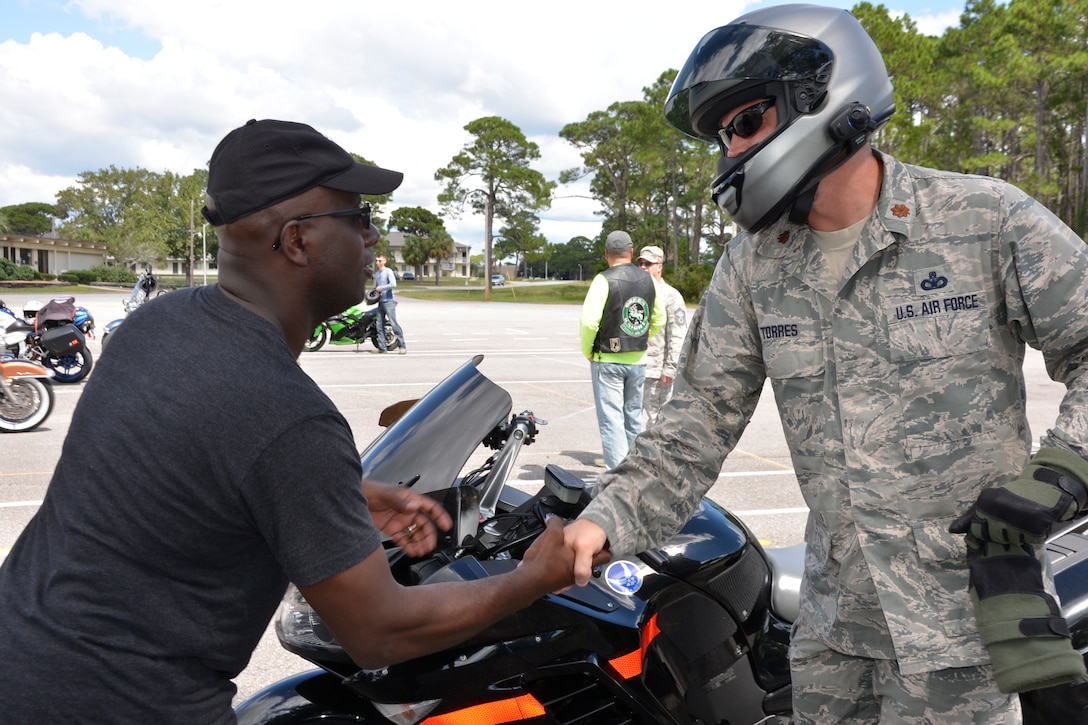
873, 150, 917, 240
753, 151, 913, 253
748, 150, 916, 293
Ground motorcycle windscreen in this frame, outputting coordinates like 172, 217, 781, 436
358, 355, 512, 495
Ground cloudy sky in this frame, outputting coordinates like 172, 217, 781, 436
1, 0, 964, 252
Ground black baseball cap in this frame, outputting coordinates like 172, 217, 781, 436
201, 119, 404, 226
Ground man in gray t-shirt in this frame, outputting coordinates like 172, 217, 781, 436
0, 119, 583, 723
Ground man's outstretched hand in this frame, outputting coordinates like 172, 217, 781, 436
362, 479, 453, 558
563, 519, 612, 587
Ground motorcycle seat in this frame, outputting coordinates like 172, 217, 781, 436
36, 297, 76, 331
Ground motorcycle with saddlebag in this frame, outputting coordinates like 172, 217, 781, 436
1, 296, 94, 383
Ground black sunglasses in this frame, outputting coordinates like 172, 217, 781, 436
293, 203, 371, 229
718, 100, 775, 149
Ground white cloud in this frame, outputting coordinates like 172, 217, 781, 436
910, 10, 961, 37
0, 0, 962, 252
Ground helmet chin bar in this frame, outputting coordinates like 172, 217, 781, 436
713, 101, 885, 232
784, 101, 892, 226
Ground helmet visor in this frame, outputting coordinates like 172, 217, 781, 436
665, 24, 833, 138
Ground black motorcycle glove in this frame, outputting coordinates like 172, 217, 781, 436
950, 447, 1088, 546
963, 534, 1087, 693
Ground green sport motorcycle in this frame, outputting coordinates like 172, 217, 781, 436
303, 290, 398, 353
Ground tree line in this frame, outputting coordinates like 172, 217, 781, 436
1, 0, 1084, 301
553, 0, 1088, 299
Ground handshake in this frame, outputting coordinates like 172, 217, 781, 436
949, 447, 1088, 693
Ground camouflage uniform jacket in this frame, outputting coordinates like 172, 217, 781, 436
580, 151, 1088, 675
644, 279, 688, 380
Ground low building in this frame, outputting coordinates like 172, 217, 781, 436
1, 229, 473, 284
1, 233, 108, 275
384, 231, 471, 279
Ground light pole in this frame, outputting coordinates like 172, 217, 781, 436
188, 199, 195, 288
201, 223, 207, 285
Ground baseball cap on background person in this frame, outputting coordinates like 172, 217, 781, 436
201, 119, 404, 226
605, 230, 633, 253
637, 246, 664, 264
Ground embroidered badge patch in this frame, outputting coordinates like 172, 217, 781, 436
920, 270, 948, 291
620, 297, 650, 337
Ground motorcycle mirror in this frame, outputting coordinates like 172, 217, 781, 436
378, 399, 418, 427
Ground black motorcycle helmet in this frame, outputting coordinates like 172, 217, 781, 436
664, 4, 895, 232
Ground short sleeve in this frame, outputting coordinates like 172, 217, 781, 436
240, 413, 381, 586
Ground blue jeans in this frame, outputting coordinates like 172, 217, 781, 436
591, 361, 645, 469
376, 299, 406, 351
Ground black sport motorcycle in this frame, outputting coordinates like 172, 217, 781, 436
235, 357, 1088, 724
304, 290, 397, 353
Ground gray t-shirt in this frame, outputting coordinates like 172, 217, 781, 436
0, 286, 380, 723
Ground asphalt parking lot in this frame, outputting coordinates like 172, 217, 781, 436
0, 288, 1067, 704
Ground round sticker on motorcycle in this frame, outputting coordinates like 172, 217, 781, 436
603, 560, 644, 596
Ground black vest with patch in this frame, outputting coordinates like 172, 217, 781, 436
594, 263, 656, 354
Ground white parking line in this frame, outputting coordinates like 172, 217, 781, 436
735, 507, 809, 516
320, 378, 590, 390
718, 469, 795, 477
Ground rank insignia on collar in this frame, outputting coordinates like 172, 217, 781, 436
892, 204, 911, 218
778, 232, 790, 244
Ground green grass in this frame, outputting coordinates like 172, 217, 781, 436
0, 280, 595, 305
0, 283, 108, 296
397, 281, 591, 303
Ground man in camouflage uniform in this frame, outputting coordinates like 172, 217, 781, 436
565, 6, 1088, 723
636, 245, 688, 425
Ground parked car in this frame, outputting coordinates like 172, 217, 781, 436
401, 271, 415, 281
490, 273, 506, 286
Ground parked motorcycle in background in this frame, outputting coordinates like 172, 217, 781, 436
0, 354, 54, 432
235, 356, 1088, 725
304, 289, 397, 352
102, 268, 171, 351
124, 267, 165, 313
0, 297, 94, 383
21, 297, 96, 338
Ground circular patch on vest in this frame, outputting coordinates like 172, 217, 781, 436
620, 296, 650, 337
